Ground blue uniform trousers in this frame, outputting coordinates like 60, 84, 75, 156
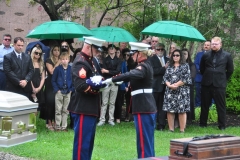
133, 113, 156, 158
72, 113, 97, 160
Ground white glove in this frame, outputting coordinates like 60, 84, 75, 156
102, 78, 113, 84
115, 81, 123, 85
90, 75, 103, 85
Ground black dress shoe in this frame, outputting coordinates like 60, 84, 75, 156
156, 127, 164, 131
218, 126, 226, 130
199, 124, 207, 128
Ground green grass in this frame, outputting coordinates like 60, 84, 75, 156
1, 117, 240, 160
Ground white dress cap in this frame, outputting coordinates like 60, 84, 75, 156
84, 36, 106, 47
129, 42, 150, 51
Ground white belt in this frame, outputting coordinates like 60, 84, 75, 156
131, 89, 153, 96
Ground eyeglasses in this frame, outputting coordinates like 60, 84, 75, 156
173, 54, 180, 57
4, 39, 11, 41
62, 45, 69, 48
156, 48, 164, 51
211, 43, 220, 46
34, 52, 42, 56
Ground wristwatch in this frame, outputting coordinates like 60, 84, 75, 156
25, 79, 28, 83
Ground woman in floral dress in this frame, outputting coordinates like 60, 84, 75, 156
163, 49, 192, 133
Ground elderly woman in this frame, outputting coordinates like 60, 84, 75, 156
103, 42, 157, 159
163, 49, 192, 133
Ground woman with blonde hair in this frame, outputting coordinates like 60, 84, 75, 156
30, 47, 45, 111
44, 45, 61, 131
103, 42, 157, 159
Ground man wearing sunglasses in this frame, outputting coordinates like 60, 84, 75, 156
3, 37, 34, 98
0, 34, 14, 90
149, 43, 169, 131
150, 36, 159, 50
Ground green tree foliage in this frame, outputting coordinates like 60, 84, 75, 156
195, 105, 218, 123
226, 60, 240, 113
122, 0, 240, 54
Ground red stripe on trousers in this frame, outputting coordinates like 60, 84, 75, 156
77, 114, 84, 160
137, 114, 144, 158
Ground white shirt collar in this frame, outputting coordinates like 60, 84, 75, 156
14, 49, 22, 57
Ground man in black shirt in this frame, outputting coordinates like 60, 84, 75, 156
200, 36, 234, 130
97, 44, 122, 126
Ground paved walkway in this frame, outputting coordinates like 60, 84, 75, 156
0, 152, 33, 160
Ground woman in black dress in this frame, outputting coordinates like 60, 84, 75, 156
122, 48, 137, 122
182, 49, 196, 121
30, 47, 45, 113
45, 45, 61, 131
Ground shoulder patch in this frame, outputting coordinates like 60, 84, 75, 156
136, 66, 142, 70
79, 68, 86, 78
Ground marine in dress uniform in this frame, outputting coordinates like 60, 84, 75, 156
68, 37, 106, 160
103, 42, 157, 158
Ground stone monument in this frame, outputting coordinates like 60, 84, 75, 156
0, 91, 38, 147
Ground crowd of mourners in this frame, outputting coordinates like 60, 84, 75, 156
0, 33, 234, 159
0, 34, 234, 131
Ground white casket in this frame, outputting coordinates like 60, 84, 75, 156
0, 91, 38, 147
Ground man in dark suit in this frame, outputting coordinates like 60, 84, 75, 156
200, 36, 234, 130
3, 37, 34, 98
92, 48, 103, 76
149, 43, 169, 131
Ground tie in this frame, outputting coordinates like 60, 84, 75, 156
17, 54, 21, 60
95, 57, 101, 69
159, 57, 164, 67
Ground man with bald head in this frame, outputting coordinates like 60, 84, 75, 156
194, 41, 211, 107
151, 36, 159, 50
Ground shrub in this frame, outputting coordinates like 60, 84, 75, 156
226, 60, 240, 113
194, 104, 218, 123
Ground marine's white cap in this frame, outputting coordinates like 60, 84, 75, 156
129, 42, 150, 51
84, 36, 105, 47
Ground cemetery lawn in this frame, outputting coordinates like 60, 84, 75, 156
1, 116, 240, 160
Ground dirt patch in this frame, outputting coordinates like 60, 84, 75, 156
226, 112, 240, 127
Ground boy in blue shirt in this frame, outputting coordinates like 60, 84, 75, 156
52, 52, 74, 131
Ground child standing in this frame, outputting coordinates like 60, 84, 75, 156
52, 52, 74, 131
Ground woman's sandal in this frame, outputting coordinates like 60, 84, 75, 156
47, 126, 55, 131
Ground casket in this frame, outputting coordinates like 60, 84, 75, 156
0, 91, 38, 147
169, 135, 240, 160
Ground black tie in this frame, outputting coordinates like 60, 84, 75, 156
17, 54, 21, 60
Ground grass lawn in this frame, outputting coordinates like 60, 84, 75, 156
1, 117, 240, 160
